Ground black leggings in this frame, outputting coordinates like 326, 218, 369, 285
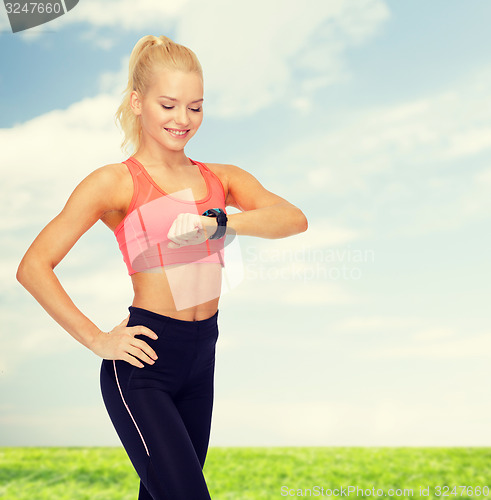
100, 305, 219, 500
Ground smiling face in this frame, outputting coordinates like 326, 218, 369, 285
131, 68, 204, 152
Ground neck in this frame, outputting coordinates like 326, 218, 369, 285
133, 142, 192, 170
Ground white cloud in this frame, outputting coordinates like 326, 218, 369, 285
277, 80, 491, 196
211, 395, 491, 446
334, 315, 422, 332
256, 63, 491, 239
459, 165, 491, 218
57, 0, 186, 31
51, 0, 389, 118
0, 93, 124, 230
177, 0, 389, 117
98, 55, 130, 95
361, 331, 491, 360
0, 404, 117, 446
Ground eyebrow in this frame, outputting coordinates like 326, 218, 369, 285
158, 95, 204, 103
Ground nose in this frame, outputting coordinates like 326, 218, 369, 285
174, 106, 191, 127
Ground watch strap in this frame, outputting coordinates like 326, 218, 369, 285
202, 208, 228, 239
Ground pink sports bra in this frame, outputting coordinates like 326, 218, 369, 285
114, 156, 227, 275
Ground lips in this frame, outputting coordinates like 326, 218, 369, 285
164, 128, 190, 138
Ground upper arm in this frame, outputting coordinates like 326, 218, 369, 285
18, 165, 119, 271
224, 164, 290, 211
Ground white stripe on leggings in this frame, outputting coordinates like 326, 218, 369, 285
113, 360, 150, 457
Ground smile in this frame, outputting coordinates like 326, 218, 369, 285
164, 128, 190, 138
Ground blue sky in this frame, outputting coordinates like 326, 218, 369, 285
1, 0, 491, 448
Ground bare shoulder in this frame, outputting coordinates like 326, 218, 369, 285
89, 161, 131, 197
201, 162, 270, 210
201, 162, 229, 178
76, 161, 120, 187
91, 161, 128, 183
201, 161, 249, 186
88, 161, 133, 219
63, 161, 132, 223
203, 162, 265, 184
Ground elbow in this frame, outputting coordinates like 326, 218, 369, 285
16, 257, 27, 284
16, 259, 31, 286
295, 209, 308, 234
16, 256, 49, 286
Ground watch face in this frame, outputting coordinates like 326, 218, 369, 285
203, 208, 222, 217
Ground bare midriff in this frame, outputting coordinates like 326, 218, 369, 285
130, 262, 222, 321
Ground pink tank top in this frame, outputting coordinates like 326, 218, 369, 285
114, 156, 227, 275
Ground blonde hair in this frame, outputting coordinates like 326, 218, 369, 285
114, 35, 203, 155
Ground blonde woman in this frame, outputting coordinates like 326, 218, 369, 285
17, 35, 308, 499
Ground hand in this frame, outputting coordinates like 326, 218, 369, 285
167, 213, 217, 248
91, 315, 159, 368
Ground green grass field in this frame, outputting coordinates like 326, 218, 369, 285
1, 447, 490, 499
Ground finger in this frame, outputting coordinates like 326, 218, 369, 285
180, 229, 198, 243
170, 213, 182, 240
179, 213, 197, 237
188, 228, 207, 245
131, 326, 159, 340
123, 353, 144, 369
167, 214, 203, 247
177, 213, 186, 237
169, 214, 189, 243
193, 214, 203, 231
183, 213, 195, 231
131, 338, 158, 361
168, 225, 191, 247
180, 216, 203, 243
167, 218, 180, 246
127, 343, 156, 365
188, 213, 203, 234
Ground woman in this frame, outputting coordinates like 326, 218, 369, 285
16, 35, 308, 500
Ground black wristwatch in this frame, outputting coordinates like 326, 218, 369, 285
202, 208, 228, 239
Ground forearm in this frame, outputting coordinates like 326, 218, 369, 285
225, 202, 308, 239
16, 260, 101, 351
